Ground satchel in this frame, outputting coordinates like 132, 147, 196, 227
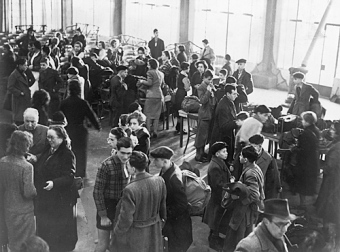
181, 96, 200, 113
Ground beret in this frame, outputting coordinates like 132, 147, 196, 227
292, 71, 305, 79
236, 58, 247, 64
150, 146, 174, 160
210, 142, 227, 156
202, 39, 209, 44
116, 65, 128, 72
249, 134, 265, 145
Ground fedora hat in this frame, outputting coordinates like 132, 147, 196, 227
259, 199, 296, 220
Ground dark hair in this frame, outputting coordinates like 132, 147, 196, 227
162, 50, 170, 59
74, 41, 83, 48
153, 28, 158, 33
110, 127, 127, 140
254, 105, 271, 114
218, 69, 227, 77
236, 111, 249, 121
226, 76, 237, 84
191, 53, 199, 60
33, 41, 41, 50
301, 111, 317, 125
110, 39, 117, 47
16, 58, 27, 66
128, 102, 141, 113
137, 47, 145, 53
148, 58, 159, 69
0, 123, 18, 158
40, 57, 49, 64
195, 60, 208, 69
203, 69, 213, 79
42, 45, 51, 56
55, 32, 61, 37
119, 114, 129, 126
116, 137, 133, 150
334, 121, 340, 136
49, 125, 71, 148
241, 145, 258, 163
99, 41, 105, 49
51, 37, 59, 45
127, 111, 146, 125
178, 45, 185, 52
180, 62, 189, 71
90, 52, 98, 59
68, 80, 81, 96
225, 84, 236, 94
32, 89, 50, 108
67, 67, 79, 75
7, 130, 33, 156
129, 151, 148, 171
20, 235, 49, 252
71, 56, 81, 66
225, 54, 231, 61
249, 134, 265, 145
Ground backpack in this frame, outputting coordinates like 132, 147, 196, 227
181, 96, 200, 113
171, 169, 211, 216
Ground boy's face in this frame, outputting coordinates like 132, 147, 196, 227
197, 64, 205, 73
238, 63, 245, 70
219, 73, 226, 81
40, 62, 48, 71
203, 76, 212, 85
293, 78, 303, 85
258, 112, 271, 123
107, 133, 117, 149
216, 148, 228, 160
129, 118, 140, 131
239, 153, 247, 164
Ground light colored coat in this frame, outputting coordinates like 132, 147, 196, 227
112, 173, 167, 252
143, 69, 164, 99
200, 45, 215, 64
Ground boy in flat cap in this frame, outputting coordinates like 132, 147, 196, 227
203, 142, 232, 251
150, 146, 193, 252
111, 151, 167, 252
110, 65, 129, 127
249, 134, 282, 199
232, 59, 254, 95
235, 199, 296, 252
288, 72, 319, 116
223, 145, 265, 251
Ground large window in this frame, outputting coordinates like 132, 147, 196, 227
124, 0, 180, 45
192, 0, 267, 65
275, 0, 340, 86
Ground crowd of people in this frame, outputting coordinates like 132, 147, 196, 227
0, 25, 339, 252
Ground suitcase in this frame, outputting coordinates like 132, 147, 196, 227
277, 115, 298, 133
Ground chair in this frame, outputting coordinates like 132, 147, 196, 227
183, 113, 198, 154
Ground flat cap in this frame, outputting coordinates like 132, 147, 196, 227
202, 39, 209, 44
249, 134, 265, 145
210, 141, 227, 156
150, 146, 174, 160
116, 65, 128, 72
236, 58, 247, 64
292, 71, 305, 79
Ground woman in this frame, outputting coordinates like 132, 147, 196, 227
71, 56, 92, 102
31, 89, 51, 126
316, 121, 340, 242
60, 81, 101, 178
67, 67, 85, 99
177, 45, 187, 65
98, 41, 107, 61
35, 126, 78, 251
159, 50, 172, 77
7, 58, 35, 125
0, 131, 36, 252
170, 51, 180, 67
134, 47, 149, 77
1, 43, 17, 77
292, 111, 320, 209
138, 58, 164, 138
174, 62, 190, 133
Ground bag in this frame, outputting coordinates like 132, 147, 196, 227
170, 169, 211, 216
181, 96, 200, 113
277, 115, 299, 133
74, 176, 83, 190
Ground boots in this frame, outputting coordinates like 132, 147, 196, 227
195, 147, 208, 163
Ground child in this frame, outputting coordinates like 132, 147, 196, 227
127, 111, 150, 158
203, 142, 233, 251
107, 127, 127, 156
128, 101, 143, 114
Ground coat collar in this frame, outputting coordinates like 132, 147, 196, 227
211, 156, 228, 171
255, 222, 288, 252
130, 172, 153, 183
13, 69, 29, 85
256, 149, 271, 166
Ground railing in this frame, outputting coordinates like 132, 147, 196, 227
111, 34, 147, 47
166, 41, 202, 56
65, 23, 100, 44
14, 25, 47, 34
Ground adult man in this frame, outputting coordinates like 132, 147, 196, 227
16, 26, 36, 57
71, 27, 86, 48
210, 85, 240, 164
148, 29, 165, 61
93, 137, 133, 252
223, 145, 265, 251
111, 151, 167, 252
18, 108, 48, 162
200, 39, 215, 65
222, 54, 233, 76
150, 146, 193, 252
38, 58, 64, 117
226, 76, 248, 113
235, 199, 296, 252
110, 65, 129, 127
191, 60, 208, 97
233, 59, 254, 95
288, 72, 319, 116
249, 134, 282, 199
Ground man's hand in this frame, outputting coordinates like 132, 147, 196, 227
122, 83, 128, 90
26, 153, 37, 163
28, 65, 33, 70
44, 181, 54, 191
100, 216, 112, 227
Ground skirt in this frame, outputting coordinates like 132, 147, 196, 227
144, 97, 164, 120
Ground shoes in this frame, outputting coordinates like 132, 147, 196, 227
195, 156, 208, 163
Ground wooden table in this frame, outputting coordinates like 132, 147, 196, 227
179, 110, 198, 148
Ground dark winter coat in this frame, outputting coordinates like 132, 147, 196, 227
288, 82, 319, 116
233, 69, 254, 95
